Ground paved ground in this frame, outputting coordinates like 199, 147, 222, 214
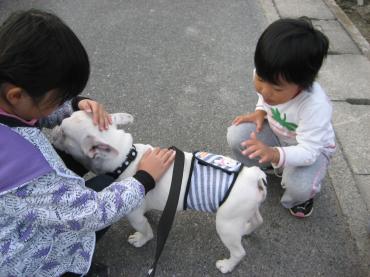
0, 0, 369, 276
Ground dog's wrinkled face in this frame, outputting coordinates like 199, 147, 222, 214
52, 111, 134, 173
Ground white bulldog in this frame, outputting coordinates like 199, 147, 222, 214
52, 111, 267, 274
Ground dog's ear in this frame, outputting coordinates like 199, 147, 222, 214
111, 113, 134, 127
81, 135, 119, 159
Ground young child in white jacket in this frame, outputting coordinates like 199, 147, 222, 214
227, 18, 336, 218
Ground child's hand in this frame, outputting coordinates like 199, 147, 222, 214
241, 132, 279, 164
137, 148, 176, 181
232, 110, 266, 133
78, 99, 112, 131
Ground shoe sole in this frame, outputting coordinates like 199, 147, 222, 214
289, 207, 313, 218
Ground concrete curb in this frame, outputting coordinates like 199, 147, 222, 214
327, 145, 370, 271
319, 1, 370, 269
323, 0, 370, 60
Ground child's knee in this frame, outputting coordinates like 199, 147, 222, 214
226, 126, 240, 150
227, 123, 255, 150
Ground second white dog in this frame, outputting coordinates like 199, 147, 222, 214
52, 111, 267, 274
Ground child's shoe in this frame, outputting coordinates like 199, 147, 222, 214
289, 198, 314, 218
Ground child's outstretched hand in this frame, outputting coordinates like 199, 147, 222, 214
232, 110, 266, 133
241, 132, 279, 164
78, 99, 112, 131
137, 148, 176, 181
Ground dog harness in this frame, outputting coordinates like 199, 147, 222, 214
184, 151, 242, 213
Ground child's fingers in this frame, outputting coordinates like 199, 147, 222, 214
255, 120, 263, 133
151, 147, 161, 155
104, 116, 110, 130
232, 117, 240, 125
259, 153, 270, 163
100, 112, 111, 130
243, 147, 257, 156
163, 150, 176, 165
242, 132, 259, 147
142, 148, 152, 159
241, 139, 254, 148
249, 149, 263, 159
242, 144, 258, 156
96, 108, 107, 130
81, 101, 92, 113
158, 149, 175, 164
92, 107, 100, 126
259, 157, 267, 163
233, 115, 253, 125
232, 116, 242, 125
157, 148, 170, 158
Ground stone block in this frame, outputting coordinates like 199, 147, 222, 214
332, 102, 370, 174
275, 0, 335, 19
319, 54, 370, 100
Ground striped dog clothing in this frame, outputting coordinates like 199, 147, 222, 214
184, 151, 242, 213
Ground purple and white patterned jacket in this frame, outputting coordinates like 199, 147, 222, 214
0, 101, 146, 277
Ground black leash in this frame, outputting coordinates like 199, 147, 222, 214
147, 146, 185, 277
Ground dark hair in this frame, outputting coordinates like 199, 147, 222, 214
0, 9, 90, 103
254, 17, 329, 90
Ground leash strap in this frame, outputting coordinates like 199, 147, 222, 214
147, 146, 185, 277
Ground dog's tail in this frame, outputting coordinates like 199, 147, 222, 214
257, 177, 267, 202
250, 166, 267, 202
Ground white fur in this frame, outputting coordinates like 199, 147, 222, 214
52, 111, 267, 273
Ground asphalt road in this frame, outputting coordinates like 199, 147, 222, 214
0, 1, 366, 276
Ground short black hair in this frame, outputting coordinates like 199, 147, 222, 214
0, 9, 90, 103
254, 17, 329, 90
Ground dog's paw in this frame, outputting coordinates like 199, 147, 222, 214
216, 259, 235, 274
111, 113, 134, 126
127, 232, 150, 247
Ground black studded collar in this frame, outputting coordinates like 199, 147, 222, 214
106, 145, 137, 179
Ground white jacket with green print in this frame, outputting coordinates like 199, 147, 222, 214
255, 82, 336, 168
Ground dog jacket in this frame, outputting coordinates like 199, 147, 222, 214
184, 151, 242, 213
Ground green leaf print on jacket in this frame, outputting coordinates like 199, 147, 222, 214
271, 108, 298, 131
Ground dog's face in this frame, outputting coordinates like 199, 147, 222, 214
52, 111, 134, 173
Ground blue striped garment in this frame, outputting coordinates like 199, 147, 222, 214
185, 152, 242, 213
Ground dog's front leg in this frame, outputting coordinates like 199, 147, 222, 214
127, 205, 154, 247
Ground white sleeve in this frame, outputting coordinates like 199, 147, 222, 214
278, 101, 332, 167
255, 94, 266, 111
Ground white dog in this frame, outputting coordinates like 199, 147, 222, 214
52, 111, 267, 273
